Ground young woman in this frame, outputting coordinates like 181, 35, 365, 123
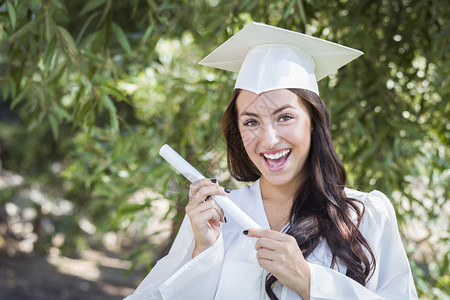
126, 22, 418, 300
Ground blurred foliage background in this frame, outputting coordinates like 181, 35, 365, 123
0, 0, 448, 298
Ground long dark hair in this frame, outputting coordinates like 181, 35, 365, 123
220, 88, 375, 299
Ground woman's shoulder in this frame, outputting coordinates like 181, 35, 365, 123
344, 187, 397, 228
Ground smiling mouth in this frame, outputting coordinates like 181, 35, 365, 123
261, 149, 291, 171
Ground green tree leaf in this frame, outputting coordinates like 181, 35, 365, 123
80, 0, 107, 16
112, 22, 132, 55
101, 94, 117, 113
6, 1, 16, 30
44, 37, 58, 72
8, 17, 39, 41
57, 25, 77, 63
49, 114, 59, 139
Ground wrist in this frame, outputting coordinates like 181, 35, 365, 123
192, 243, 206, 258
192, 237, 216, 258
297, 289, 310, 300
295, 262, 311, 299
294, 282, 310, 300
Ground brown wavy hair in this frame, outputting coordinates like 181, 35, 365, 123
220, 88, 375, 299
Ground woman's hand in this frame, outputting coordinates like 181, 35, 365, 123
245, 228, 310, 300
186, 178, 229, 258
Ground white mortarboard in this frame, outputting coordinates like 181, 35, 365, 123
199, 22, 363, 95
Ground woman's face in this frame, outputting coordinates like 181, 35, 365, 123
236, 89, 312, 188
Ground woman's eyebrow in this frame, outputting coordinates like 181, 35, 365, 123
240, 111, 259, 118
271, 104, 293, 115
240, 104, 293, 118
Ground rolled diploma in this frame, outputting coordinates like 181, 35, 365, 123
159, 144, 261, 229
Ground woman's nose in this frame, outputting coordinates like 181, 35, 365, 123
262, 124, 280, 149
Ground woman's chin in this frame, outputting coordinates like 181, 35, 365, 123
260, 172, 297, 188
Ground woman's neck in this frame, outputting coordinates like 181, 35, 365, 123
259, 176, 303, 231
259, 176, 300, 205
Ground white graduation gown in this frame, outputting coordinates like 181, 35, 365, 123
125, 180, 418, 299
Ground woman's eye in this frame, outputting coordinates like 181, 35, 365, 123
279, 114, 293, 122
244, 119, 258, 127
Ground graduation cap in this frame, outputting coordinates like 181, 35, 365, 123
199, 22, 363, 95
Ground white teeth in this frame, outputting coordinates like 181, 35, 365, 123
263, 150, 290, 160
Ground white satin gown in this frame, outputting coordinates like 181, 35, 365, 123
125, 179, 418, 300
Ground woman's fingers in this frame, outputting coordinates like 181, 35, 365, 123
188, 179, 229, 222
191, 185, 225, 204
255, 238, 281, 253
255, 247, 275, 261
187, 198, 225, 224
186, 178, 231, 257
187, 198, 225, 257
189, 179, 229, 205
192, 206, 221, 229
244, 228, 310, 297
245, 228, 289, 241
